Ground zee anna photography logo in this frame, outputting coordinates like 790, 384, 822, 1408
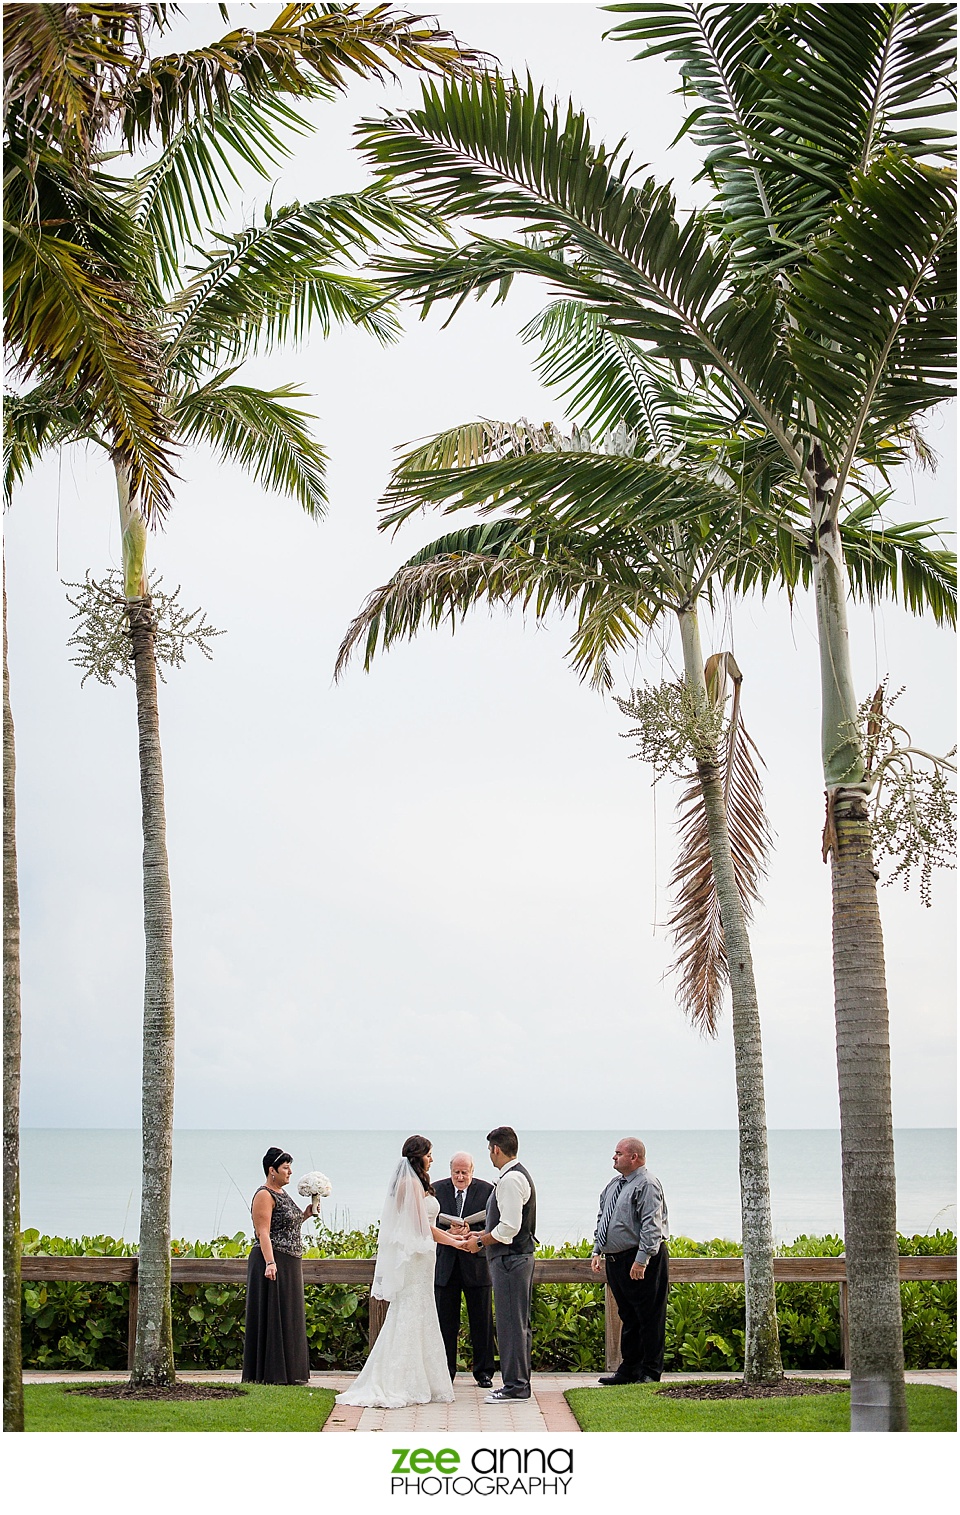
390, 1446, 574, 1497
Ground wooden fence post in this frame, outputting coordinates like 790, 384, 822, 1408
127, 1280, 138, 1370
369, 1295, 388, 1349
838, 1281, 850, 1370
604, 1284, 621, 1371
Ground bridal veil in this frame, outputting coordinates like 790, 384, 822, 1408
372, 1158, 435, 1301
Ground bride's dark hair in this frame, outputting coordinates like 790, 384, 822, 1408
402, 1134, 434, 1195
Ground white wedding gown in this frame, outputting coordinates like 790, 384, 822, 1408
337, 1195, 454, 1409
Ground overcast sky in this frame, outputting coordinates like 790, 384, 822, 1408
5, 1, 956, 1133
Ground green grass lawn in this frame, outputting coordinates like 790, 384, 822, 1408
24, 1383, 336, 1433
565, 1383, 956, 1433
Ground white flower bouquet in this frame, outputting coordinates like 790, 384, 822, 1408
298, 1171, 333, 1216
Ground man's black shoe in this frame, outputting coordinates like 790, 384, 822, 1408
484, 1388, 531, 1402
637, 1374, 661, 1383
475, 1374, 493, 1388
598, 1371, 640, 1386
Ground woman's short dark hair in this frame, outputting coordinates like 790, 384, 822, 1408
487, 1126, 518, 1158
262, 1146, 292, 1177
402, 1134, 434, 1194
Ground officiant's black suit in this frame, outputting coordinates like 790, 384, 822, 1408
433, 1176, 496, 1383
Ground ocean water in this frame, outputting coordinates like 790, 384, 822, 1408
20, 1128, 956, 1247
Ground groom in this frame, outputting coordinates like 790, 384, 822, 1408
464, 1126, 537, 1403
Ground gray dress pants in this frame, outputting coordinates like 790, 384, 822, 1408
489, 1251, 535, 1395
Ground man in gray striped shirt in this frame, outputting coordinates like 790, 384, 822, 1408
590, 1137, 670, 1385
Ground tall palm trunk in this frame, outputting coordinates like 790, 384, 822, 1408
813, 512, 906, 1433
128, 592, 176, 1385
678, 606, 782, 1383
117, 463, 176, 1385
3, 571, 24, 1431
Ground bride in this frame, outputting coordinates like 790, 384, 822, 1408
337, 1134, 469, 1409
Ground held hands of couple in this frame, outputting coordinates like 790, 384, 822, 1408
462, 1231, 494, 1253
444, 1221, 494, 1252
445, 1224, 481, 1252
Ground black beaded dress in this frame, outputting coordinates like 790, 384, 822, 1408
242, 1185, 310, 1384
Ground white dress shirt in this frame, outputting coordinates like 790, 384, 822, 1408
490, 1159, 531, 1244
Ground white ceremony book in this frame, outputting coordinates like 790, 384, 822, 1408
438, 1210, 486, 1227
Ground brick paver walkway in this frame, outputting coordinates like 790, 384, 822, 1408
321, 1376, 581, 1432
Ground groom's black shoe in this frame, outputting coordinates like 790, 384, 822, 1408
484, 1388, 530, 1402
475, 1374, 493, 1388
598, 1370, 641, 1386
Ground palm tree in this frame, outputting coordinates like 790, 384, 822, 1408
4, 2, 486, 1395
338, 412, 787, 1381
6, 171, 431, 1385
353, 4, 956, 1427
2, 569, 23, 1431
335, 343, 952, 1381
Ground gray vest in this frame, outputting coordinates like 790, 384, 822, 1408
485, 1162, 537, 1257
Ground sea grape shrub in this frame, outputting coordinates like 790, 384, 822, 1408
531, 1284, 606, 1370
20, 1230, 136, 1370
529, 1239, 602, 1371
21, 1278, 130, 1371
898, 1231, 957, 1371
20, 1229, 137, 1256
306, 1224, 379, 1257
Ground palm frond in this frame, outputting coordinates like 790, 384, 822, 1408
521, 301, 792, 495
522, 300, 690, 446
668, 705, 770, 1035
359, 74, 802, 450
3, 2, 143, 157
382, 413, 817, 614
3, 382, 97, 505
129, 89, 314, 288
115, 3, 490, 149
605, 4, 956, 264
171, 376, 327, 516
787, 151, 956, 476
619, 650, 772, 1034
334, 519, 655, 688
604, 3, 795, 260
667, 767, 728, 1037
165, 193, 418, 370
381, 440, 748, 546
838, 502, 957, 627
749, 4, 956, 174
3, 212, 174, 517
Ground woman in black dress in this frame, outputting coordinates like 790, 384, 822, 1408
242, 1146, 315, 1384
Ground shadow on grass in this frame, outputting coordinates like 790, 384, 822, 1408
24, 1383, 336, 1432
565, 1383, 956, 1433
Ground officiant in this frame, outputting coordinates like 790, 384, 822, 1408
433, 1152, 496, 1387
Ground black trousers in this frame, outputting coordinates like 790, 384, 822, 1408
435, 1273, 496, 1380
605, 1241, 669, 1380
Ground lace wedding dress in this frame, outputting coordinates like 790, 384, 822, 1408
337, 1189, 454, 1409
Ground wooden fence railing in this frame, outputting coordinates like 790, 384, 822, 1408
21, 1254, 955, 1372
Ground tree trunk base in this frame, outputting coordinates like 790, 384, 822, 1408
850, 1376, 908, 1433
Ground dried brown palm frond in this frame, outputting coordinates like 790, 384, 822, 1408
668, 655, 773, 1036
334, 524, 654, 689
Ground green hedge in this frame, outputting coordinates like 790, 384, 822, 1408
20, 1228, 956, 1373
